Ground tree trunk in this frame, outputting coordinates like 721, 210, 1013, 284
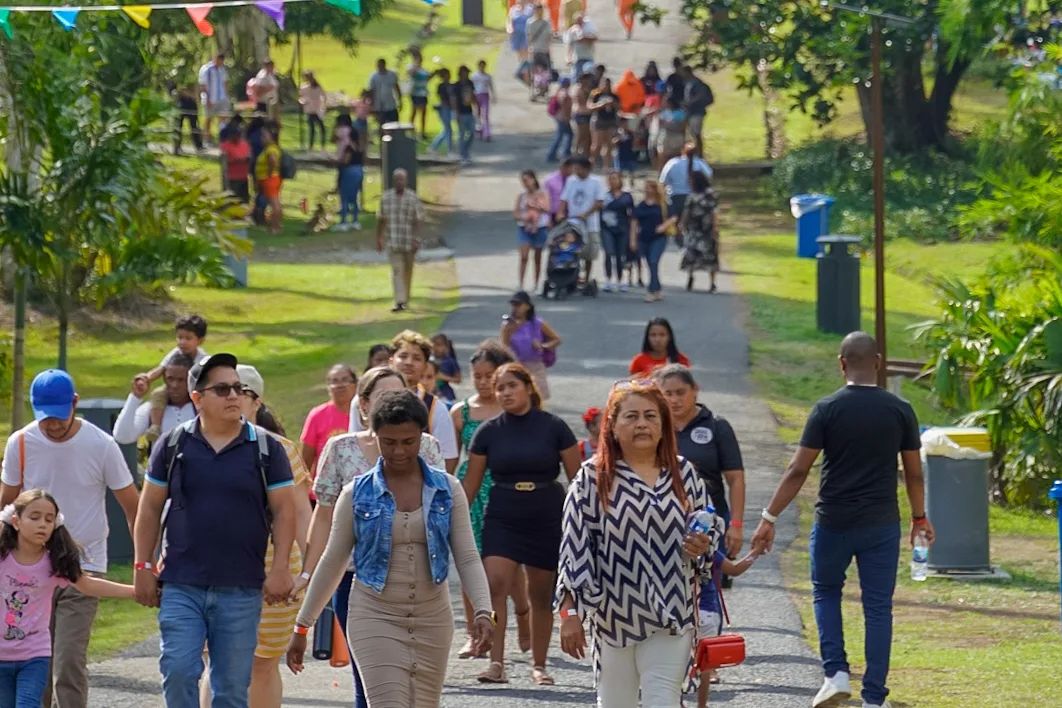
1, 48, 28, 428
853, 39, 970, 154
57, 308, 69, 372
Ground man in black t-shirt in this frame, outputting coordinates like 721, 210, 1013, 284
455, 65, 477, 165
751, 332, 935, 708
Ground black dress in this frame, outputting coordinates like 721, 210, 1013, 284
469, 409, 577, 570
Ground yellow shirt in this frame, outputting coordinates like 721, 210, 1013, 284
255, 143, 281, 181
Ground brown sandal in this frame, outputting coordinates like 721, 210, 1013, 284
515, 607, 531, 653
532, 665, 555, 686
477, 661, 508, 684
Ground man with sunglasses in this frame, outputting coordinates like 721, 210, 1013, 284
133, 353, 296, 707
1, 369, 140, 708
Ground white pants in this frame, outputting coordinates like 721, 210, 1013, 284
597, 627, 693, 708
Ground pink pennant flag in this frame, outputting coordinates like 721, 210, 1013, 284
256, 1, 285, 30
186, 5, 214, 37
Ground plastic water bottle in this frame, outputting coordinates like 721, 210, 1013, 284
911, 530, 929, 582
688, 506, 716, 535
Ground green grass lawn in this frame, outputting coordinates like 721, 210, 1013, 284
724, 176, 1062, 705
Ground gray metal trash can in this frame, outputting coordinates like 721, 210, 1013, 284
816, 235, 861, 335
923, 427, 992, 572
381, 122, 418, 192
462, 0, 483, 26
78, 398, 139, 566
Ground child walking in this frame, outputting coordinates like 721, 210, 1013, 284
471, 59, 496, 142
135, 314, 208, 443
697, 550, 758, 706
578, 406, 600, 460
0, 490, 134, 706
429, 333, 462, 404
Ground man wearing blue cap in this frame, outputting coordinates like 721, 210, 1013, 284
1, 369, 140, 708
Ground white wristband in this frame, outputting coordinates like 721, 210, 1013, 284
761, 508, 779, 524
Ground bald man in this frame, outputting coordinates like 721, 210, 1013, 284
751, 331, 934, 708
377, 168, 425, 312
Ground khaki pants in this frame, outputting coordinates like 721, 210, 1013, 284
388, 249, 416, 306
46, 584, 99, 708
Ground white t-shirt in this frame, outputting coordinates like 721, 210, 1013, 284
158, 346, 207, 369
560, 175, 607, 232
348, 393, 459, 461
1, 421, 135, 573
112, 393, 196, 448
471, 71, 493, 96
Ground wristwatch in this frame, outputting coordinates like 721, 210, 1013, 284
761, 508, 779, 524
474, 610, 497, 627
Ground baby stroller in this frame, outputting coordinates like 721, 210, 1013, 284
542, 219, 598, 299
530, 52, 555, 101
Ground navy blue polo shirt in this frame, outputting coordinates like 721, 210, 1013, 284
146, 420, 293, 588
676, 405, 743, 518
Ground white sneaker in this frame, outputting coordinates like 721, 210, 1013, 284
602, 281, 614, 292
812, 671, 851, 707
351, 221, 362, 230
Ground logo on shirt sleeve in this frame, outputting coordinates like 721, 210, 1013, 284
690, 427, 713, 445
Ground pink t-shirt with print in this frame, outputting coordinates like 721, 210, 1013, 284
0, 554, 69, 661
300, 402, 352, 476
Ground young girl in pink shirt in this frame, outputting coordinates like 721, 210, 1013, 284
0, 490, 134, 705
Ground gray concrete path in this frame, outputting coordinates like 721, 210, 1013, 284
88, 0, 819, 704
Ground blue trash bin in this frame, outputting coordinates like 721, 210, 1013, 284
790, 194, 836, 258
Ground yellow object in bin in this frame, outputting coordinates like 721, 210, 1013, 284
931, 427, 991, 453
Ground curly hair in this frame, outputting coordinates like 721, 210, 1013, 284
0, 490, 83, 583
391, 329, 432, 361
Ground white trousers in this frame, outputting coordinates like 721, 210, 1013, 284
597, 627, 693, 708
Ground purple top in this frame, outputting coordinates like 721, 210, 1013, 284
543, 171, 567, 218
509, 318, 544, 364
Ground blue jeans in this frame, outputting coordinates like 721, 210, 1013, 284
333, 571, 367, 708
457, 113, 476, 160
640, 236, 667, 293
158, 584, 262, 708
810, 523, 901, 706
0, 657, 49, 708
338, 164, 364, 223
547, 119, 573, 161
600, 227, 627, 280
430, 106, 453, 153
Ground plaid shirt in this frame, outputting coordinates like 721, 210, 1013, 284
379, 188, 425, 252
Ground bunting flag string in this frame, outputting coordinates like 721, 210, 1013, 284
0, 0, 359, 39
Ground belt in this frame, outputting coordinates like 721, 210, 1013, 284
494, 481, 556, 492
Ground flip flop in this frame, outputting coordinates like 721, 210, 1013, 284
477, 661, 508, 684
532, 665, 555, 686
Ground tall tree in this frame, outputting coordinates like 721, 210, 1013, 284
680, 0, 1041, 153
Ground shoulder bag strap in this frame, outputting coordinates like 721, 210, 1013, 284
17, 432, 25, 488
714, 571, 731, 626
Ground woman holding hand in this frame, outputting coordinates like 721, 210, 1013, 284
556, 378, 723, 706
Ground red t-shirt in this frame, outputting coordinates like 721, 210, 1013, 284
220, 139, 251, 181
628, 351, 691, 376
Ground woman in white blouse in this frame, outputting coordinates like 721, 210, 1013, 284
556, 378, 723, 707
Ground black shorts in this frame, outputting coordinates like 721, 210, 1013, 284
411, 96, 428, 108
532, 52, 551, 70
376, 109, 399, 125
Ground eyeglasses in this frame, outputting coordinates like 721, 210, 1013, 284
198, 383, 246, 398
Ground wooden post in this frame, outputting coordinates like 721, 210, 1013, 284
870, 18, 887, 388
297, 32, 305, 151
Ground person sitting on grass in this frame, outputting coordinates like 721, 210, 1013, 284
134, 314, 208, 445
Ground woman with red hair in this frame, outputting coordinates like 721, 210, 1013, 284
556, 379, 723, 705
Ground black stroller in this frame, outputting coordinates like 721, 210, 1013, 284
541, 219, 598, 299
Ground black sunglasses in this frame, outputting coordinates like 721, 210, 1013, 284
198, 382, 246, 398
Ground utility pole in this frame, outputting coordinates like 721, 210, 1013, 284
870, 17, 887, 388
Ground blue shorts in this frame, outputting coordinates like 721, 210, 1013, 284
518, 226, 549, 249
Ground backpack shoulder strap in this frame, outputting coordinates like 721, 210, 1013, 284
422, 393, 437, 434
245, 423, 273, 496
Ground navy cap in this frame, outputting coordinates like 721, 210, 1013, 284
187, 353, 239, 392
30, 370, 76, 422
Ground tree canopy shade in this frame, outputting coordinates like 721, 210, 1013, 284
679, 0, 1051, 153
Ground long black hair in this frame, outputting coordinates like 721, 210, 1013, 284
0, 490, 83, 583
641, 317, 681, 362
255, 404, 287, 438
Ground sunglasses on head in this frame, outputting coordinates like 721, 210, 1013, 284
611, 377, 658, 391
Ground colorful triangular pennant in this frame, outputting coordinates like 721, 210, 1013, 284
325, 0, 361, 17
122, 6, 153, 29
52, 8, 80, 31
186, 5, 215, 36
0, 9, 12, 40
255, 1, 285, 30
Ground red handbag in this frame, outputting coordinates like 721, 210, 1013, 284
695, 576, 746, 671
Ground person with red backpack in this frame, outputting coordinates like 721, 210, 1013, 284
546, 78, 574, 162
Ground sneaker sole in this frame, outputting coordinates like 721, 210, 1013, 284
813, 692, 852, 708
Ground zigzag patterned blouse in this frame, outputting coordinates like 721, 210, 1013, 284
556, 458, 722, 650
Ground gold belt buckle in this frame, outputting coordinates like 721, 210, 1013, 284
514, 482, 536, 492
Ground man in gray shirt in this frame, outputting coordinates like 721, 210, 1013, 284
528, 4, 553, 69
369, 58, 402, 128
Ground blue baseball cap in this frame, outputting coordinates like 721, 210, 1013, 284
30, 369, 76, 422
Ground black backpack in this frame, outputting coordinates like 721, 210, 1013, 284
279, 151, 297, 180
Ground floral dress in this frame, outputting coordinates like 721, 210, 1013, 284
455, 400, 492, 553
680, 189, 719, 272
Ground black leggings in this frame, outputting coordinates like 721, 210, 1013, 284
307, 114, 326, 149
601, 227, 627, 280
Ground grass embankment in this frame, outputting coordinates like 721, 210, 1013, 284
723, 177, 1062, 705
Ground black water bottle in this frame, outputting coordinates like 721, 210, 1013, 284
312, 605, 334, 660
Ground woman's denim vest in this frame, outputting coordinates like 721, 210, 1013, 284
351, 458, 453, 592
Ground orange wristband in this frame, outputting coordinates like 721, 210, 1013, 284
293, 625, 310, 636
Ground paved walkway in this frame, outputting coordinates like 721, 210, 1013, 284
88, 0, 819, 704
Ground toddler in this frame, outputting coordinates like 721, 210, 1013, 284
135, 314, 207, 443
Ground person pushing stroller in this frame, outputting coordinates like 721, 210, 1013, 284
557, 156, 603, 287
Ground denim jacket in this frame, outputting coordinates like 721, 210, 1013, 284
351, 457, 454, 592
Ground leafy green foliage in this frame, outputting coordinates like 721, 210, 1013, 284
913, 246, 1062, 507
768, 138, 978, 242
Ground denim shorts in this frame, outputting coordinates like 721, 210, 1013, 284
518, 226, 549, 249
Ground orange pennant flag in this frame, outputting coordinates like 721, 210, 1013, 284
186, 5, 214, 36
122, 5, 152, 28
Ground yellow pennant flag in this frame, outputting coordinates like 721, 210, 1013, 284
122, 5, 152, 28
